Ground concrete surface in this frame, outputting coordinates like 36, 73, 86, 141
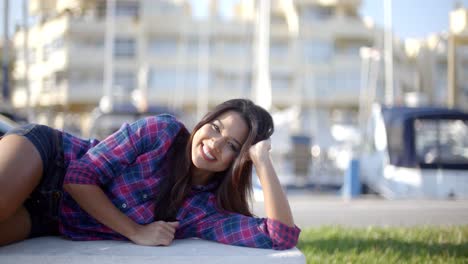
0, 237, 305, 264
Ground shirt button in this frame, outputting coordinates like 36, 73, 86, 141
143, 194, 148, 199
121, 203, 127, 209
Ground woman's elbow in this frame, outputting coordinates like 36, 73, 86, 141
266, 219, 301, 250
271, 238, 299, 250
63, 183, 89, 195
63, 183, 78, 193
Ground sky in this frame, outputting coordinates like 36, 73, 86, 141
359, 0, 468, 39
2, 0, 468, 40
198, 0, 468, 40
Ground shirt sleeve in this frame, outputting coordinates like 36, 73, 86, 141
177, 194, 301, 250
64, 114, 183, 186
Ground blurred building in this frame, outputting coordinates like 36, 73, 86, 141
447, 6, 468, 110
11, 0, 382, 137
391, 7, 468, 111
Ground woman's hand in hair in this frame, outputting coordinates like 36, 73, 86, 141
249, 138, 272, 165
128, 221, 179, 246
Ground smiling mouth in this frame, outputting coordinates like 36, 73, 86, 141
201, 144, 216, 161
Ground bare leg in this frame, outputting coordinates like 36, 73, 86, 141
0, 206, 31, 246
0, 135, 43, 224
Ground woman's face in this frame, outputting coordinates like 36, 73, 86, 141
191, 111, 249, 182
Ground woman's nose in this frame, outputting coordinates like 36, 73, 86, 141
211, 137, 224, 153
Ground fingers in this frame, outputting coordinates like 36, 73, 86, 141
151, 221, 179, 246
249, 139, 272, 163
131, 221, 179, 246
155, 221, 179, 233
251, 139, 271, 151
158, 230, 175, 246
168, 221, 180, 228
262, 138, 272, 149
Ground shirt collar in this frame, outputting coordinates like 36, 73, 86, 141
191, 180, 219, 193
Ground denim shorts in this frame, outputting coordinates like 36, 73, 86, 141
5, 124, 65, 238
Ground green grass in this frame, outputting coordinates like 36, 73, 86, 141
297, 226, 468, 264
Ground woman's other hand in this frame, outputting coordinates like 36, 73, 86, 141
129, 221, 179, 246
248, 138, 271, 165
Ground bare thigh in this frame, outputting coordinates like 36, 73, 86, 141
0, 135, 43, 222
0, 206, 31, 246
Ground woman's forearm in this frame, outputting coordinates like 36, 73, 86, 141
253, 157, 295, 227
63, 183, 139, 239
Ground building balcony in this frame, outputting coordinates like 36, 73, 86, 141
303, 83, 360, 107
34, 82, 103, 107
300, 16, 373, 40
67, 16, 105, 35
210, 56, 252, 72
38, 84, 68, 107
334, 19, 373, 38
332, 53, 362, 66
67, 82, 103, 105
66, 45, 104, 68
212, 21, 252, 37
41, 50, 69, 74
144, 84, 250, 107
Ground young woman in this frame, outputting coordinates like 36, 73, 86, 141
0, 99, 300, 249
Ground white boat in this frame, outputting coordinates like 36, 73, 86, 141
360, 104, 468, 199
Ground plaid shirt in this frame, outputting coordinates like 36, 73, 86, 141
60, 114, 300, 250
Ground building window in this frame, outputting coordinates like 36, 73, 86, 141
16, 48, 36, 64
308, 73, 332, 95
149, 37, 178, 55
334, 70, 360, 91
75, 37, 104, 49
270, 41, 288, 59
114, 37, 135, 58
29, 48, 37, 64
271, 14, 286, 25
96, 1, 139, 18
186, 38, 199, 55
114, 71, 136, 94
43, 37, 64, 61
435, 63, 447, 102
183, 69, 211, 90
335, 40, 368, 57
42, 76, 55, 92
14, 79, 26, 90
148, 68, 179, 90
301, 5, 333, 22
55, 71, 67, 86
303, 40, 333, 63
271, 74, 291, 91
216, 40, 250, 57
42, 71, 67, 92
214, 71, 245, 90
70, 71, 103, 87
184, 69, 198, 87
150, 1, 177, 13
115, 2, 139, 18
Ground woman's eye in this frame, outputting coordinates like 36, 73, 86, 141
211, 123, 220, 132
228, 142, 238, 152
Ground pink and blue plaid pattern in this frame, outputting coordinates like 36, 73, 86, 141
176, 189, 301, 249
58, 114, 300, 249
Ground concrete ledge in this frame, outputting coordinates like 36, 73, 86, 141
0, 237, 305, 264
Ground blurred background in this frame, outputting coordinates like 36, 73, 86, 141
1, 0, 468, 198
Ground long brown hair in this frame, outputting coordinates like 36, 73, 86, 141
154, 99, 274, 221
